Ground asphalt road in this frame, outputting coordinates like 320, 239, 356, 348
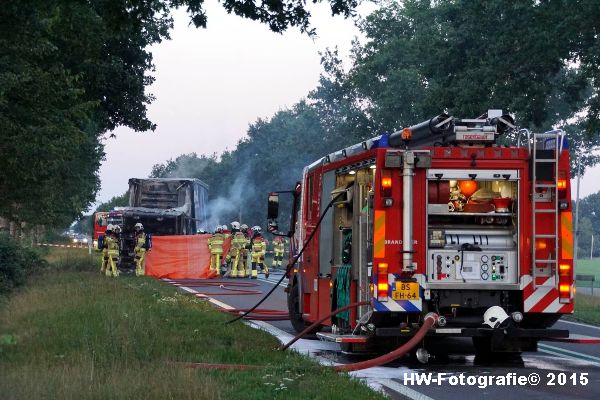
168, 271, 600, 400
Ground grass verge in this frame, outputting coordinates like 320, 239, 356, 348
0, 251, 383, 400
564, 293, 600, 326
575, 259, 600, 288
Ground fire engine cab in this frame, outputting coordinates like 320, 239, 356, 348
268, 110, 575, 359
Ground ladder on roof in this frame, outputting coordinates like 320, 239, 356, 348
531, 130, 565, 289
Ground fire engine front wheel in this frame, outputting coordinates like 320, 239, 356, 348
287, 279, 321, 334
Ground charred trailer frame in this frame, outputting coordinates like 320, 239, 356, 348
117, 178, 209, 269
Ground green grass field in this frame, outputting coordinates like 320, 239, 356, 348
0, 250, 383, 400
575, 258, 600, 288
567, 294, 600, 325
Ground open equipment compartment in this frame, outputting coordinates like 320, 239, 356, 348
426, 169, 519, 287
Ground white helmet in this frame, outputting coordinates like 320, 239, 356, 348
113, 225, 121, 232
106, 224, 114, 232
215, 225, 223, 233
252, 226, 262, 233
483, 306, 510, 328
221, 224, 228, 231
240, 224, 248, 230
134, 222, 143, 230
231, 221, 240, 230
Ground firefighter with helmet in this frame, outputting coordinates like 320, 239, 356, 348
133, 222, 147, 276
102, 224, 120, 277
222, 224, 231, 238
220, 224, 232, 273
241, 224, 251, 277
271, 235, 286, 269
250, 226, 269, 279
100, 224, 113, 274
227, 221, 248, 278
208, 225, 225, 273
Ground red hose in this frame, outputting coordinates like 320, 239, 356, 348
335, 313, 438, 372
279, 301, 370, 351
165, 279, 288, 320
171, 277, 437, 372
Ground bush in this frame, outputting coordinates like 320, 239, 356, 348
0, 233, 46, 295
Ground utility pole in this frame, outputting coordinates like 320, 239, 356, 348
591, 234, 594, 260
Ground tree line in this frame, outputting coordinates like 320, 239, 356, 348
4, 1, 600, 235
0, 0, 357, 237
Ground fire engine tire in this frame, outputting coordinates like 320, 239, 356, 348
287, 279, 320, 334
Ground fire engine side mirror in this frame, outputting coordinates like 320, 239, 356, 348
267, 192, 280, 223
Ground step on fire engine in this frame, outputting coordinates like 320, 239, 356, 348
267, 110, 582, 360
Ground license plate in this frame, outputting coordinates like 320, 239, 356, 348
392, 282, 420, 300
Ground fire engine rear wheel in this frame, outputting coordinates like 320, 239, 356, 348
287, 279, 321, 334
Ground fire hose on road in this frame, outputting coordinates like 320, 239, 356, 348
279, 300, 439, 372
334, 313, 438, 372
168, 279, 290, 321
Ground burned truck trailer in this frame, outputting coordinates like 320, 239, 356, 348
118, 178, 209, 268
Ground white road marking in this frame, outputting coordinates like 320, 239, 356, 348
558, 319, 600, 331
256, 277, 288, 287
376, 378, 436, 400
538, 343, 600, 365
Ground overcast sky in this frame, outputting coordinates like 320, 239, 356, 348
96, 0, 600, 208
96, 1, 364, 205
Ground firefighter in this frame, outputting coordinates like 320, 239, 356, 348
103, 225, 120, 277
113, 224, 122, 240
250, 226, 269, 279
100, 224, 113, 274
133, 222, 147, 276
227, 221, 248, 278
222, 224, 231, 238
208, 225, 225, 273
271, 235, 286, 269
241, 224, 251, 277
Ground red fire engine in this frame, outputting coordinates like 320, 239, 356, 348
93, 210, 123, 249
268, 110, 575, 359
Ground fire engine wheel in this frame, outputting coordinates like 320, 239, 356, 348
287, 280, 321, 334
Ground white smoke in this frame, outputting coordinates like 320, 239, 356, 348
161, 153, 213, 182
205, 169, 256, 230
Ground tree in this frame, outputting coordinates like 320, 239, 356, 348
312, 0, 600, 175
95, 192, 130, 213
574, 190, 600, 257
0, 0, 362, 233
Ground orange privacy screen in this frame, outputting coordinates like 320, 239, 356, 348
145, 234, 232, 279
